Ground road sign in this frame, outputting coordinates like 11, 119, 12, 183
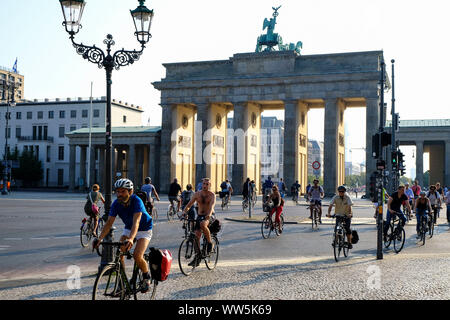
312, 161, 321, 170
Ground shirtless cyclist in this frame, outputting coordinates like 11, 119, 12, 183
182, 178, 216, 267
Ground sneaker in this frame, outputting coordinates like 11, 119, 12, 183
140, 279, 151, 293
207, 242, 213, 255
347, 243, 353, 249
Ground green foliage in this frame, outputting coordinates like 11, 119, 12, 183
399, 176, 412, 186
308, 175, 323, 185
13, 149, 43, 186
344, 174, 366, 188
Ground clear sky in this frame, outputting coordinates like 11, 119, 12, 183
1, 0, 448, 177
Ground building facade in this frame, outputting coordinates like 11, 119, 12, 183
0, 97, 143, 187
0, 66, 24, 103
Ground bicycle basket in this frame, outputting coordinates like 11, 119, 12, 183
209, 219, 222, 234
351, 230, 359, 244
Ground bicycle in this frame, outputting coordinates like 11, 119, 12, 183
261, 208, 284, 239
402, 203, 412, 223
307, 203, 321, 230
92, 242, 158, 300
80, 211, 104, 255
167, 197, 182, 221
147, 198, 158, 222
417, 212, 430, 246
221, 193, 230, 211
178, 219, 220, 276
384, 212, 406, 253
329, 215, 350, 262
292, 191, 299, 205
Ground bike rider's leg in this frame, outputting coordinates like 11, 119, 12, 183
133, 237, 151, 290
309, 203, 313, 219
177, 197, 181, 212
345, 218, 353, 248
275, 206, 283, 232
92, 214, 99, 237
383, 210, 392, 236
200, 219, 213, 254
318, 201, 323, 223
118, 235, 130, 270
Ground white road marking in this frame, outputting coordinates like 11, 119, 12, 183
3, 238, 22, 241
30, 237, 51, 241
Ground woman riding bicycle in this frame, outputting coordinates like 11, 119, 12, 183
414, 191, 432, 239
84, 184, 105, 237
267, 185, 284, 234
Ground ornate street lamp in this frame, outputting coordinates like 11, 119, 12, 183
59, 0, 154, 269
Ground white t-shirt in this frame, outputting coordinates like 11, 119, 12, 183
445, 191, 450, 205
428, 192, 440, 206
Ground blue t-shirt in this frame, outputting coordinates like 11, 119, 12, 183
141, 184, 154, 199
109, 194, 152, 231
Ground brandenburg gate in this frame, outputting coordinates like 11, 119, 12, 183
152, 49, 382, 195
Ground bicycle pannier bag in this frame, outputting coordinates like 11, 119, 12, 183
88, 192, 99, 215
209, 219, 222, 234
351, 230, 359, 244
149, 247, 172, 282
135, 191, 148, 204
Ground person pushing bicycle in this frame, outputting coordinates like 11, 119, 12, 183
94, 178, 153, 293
327, 186, 354, 249
182, 178, 216, 267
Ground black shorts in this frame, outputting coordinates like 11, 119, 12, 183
168, 196, 179, 203
335, 216, 352, 235
194, 215, 210, 231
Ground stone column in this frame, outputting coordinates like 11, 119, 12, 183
148, 143, 156, 182
68, 145, 76, 191
446, 141, 450, 187
195, 103, 209, 186
89, 146, 96, 186
416, 140, 424, 187
365, 97, 380, 195
232, 102, 247, 194
80, 146, 87, 190
160, 105, 173, 193
128, 144, 136, 184
283, 100, 298, 194
112, 146, 116, 180
136, 145, 144, 187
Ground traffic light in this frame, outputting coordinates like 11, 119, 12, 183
398, 151, 405, 176
369, 171, 379, 203
391, 151, 398, 171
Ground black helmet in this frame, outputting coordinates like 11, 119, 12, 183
337, 185, 346, 192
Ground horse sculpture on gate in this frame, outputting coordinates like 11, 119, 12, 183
255, 6, 303, 55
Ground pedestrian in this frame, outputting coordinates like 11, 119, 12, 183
445, 188, 450, 223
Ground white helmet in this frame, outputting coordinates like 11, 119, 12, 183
114, 178, 134, 190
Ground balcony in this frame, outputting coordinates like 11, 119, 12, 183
17, 136, 54, 143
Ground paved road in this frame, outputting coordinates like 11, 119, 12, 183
0, 191, 449, 300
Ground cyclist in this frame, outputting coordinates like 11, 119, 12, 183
181, 184, 196, 230
141, 177, 160, 214
291, 180, 301, 200
168, 178, 182, 213
308, 179, 324, 223
404, 183, 414, 218
182, 178, 216, 267
384, 185, 411, 242
94, 179, 153, 292
427, 185, 441, 224
267, 185, 284, 234
220, 179, 233, 203
414, 191, 432, 239
263, 176, 274, 197
83, 184, 105, 237
327, 186, 354, 249
411, 180, 421, 201
242, 178, 251, 203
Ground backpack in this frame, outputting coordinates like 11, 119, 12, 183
209, 219, 222, 234
220, 182, 227, 190
148, 247, 172, 282
351, 230, 359, 244
135, 191, 148, 204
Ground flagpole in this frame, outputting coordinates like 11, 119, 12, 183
87, 82, 93, 190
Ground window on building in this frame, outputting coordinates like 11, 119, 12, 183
48, 111, 54, 119
58, 146, 64, 161
59, 126, 65, 138
93, 109, 100, 118
70, 125, 76, 132
123, 115, 127, 123
46, 146, 51, 162
44, 126, 48, 140
38, 111, 43, 119
81, 124, 88, 128
59, 110, 65, 119
5, 127, 11, 139
58, 169, 64, 186
16, 112, 21, 120
27, 111, 32, 119
82, 110, 88, 118
15, 127, 21, 139
71, 110, 77, 118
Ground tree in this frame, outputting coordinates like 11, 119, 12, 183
14, 149, 43, 187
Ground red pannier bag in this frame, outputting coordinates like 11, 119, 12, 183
149, 247, 172, 282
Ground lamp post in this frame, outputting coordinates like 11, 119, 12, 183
1, 76, 17, 195
59, 0, 154, 269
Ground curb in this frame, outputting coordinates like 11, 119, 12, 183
224, 217, 299, 225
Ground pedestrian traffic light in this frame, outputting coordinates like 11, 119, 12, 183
369, 171, 379, 203
391, 151, 398, 171
398, 151, 405, 176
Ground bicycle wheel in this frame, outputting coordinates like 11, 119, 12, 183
205, 236, 219, 270
275, 215, 284, 236
92, 265, 124, 300
421, 220, 427, 246
131, 264, 158, 300
178, 238, 197, 276
393, 227, 405, 253
242, 201, 248, 214
167, 205, 174, 221
384, 224, 393, 248
428, 219, 434, 238
261, 216, 272, 239
80, 222, 91, 248
333, 234, 342, 262
152, 207, 158, 222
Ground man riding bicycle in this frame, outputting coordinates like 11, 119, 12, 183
220, 179, 233, 203
168, 178, 182, 213
414, 191, 433, 239
327, 186, 354, 249
94, 178, 153, 292
182, 178, 216, 267
291, 180, 301, 199
404, 183, 414, 216
427, 185, 441, 224
384, 185, 411, 242
308, 179, 324, 223
141, 177, 160, 214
